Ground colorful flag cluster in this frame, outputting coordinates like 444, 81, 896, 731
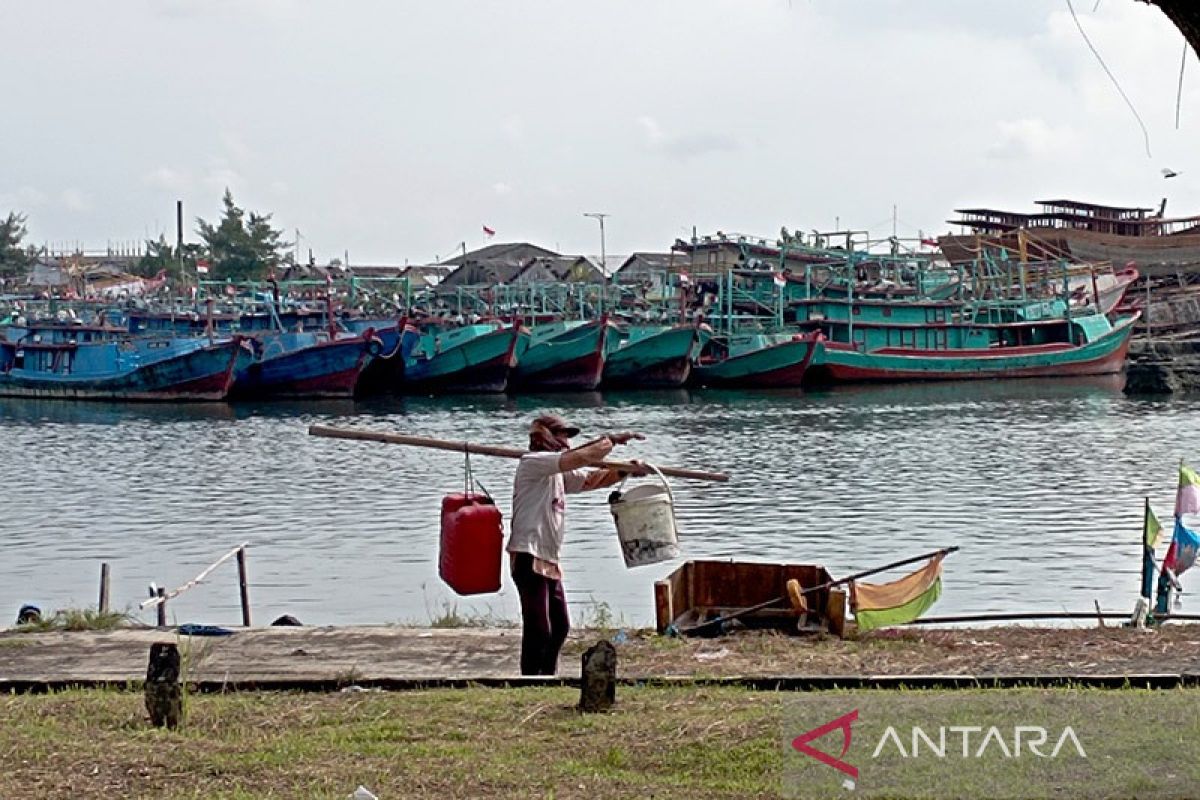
1147, 462, 1200, 615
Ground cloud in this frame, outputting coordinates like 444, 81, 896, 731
492, 182, 513, 196
220, 131, 254, 163
60, 188, 91, 212
0, 186, 48, 210
143, 167, 191, 192
637, 116, 740, 160
986, 118, 1077, 160
202, 166, 242, 195
501, 117, 524, 143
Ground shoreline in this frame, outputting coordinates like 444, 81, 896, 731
4, 622, 1198, 692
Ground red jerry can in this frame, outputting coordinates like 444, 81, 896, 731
439, 493, 503, 595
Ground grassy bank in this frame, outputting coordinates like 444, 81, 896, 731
2, 686, 1198, 799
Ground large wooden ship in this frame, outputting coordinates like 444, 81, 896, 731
938, 199, 1200, 274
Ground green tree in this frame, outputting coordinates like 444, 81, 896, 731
195, 189, 290, 282
136, 236, 206, 282
0, 211, 32, 279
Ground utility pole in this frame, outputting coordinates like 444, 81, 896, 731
176, 200, 184, 292
584, 212, 610, 317
583, 212, 610, 277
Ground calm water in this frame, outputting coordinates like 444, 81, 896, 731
0, 379, 1194, 628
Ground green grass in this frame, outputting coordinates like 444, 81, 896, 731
423, 601, 516, 629
2, 686, 1197, 799
15, 607, 131, 632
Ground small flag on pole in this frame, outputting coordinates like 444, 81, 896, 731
483, 225, 496, 238
1177, 462, 1200, 516
1145, 501, 1163, 549
1164, 518, 1200, 578
1142, 499, 1163, 599
773, 273, 787, 288
851, 554, 944, 632
196, 259, 210, 275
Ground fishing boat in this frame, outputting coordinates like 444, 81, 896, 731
939, 199, 1200, 274
0, 325, 252, 401
510, 318, 615, 391
231, 328, 383, 400
404, 321, 529, 394
129, 302, 388, 400
798, 295, 1140, 384
602, 323, 706, 389
340, 317, 422, 395
690, 330, 822, 388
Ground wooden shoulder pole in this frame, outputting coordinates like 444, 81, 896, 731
308, 424, 730, 483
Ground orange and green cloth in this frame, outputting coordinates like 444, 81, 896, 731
851, 554, 944, 632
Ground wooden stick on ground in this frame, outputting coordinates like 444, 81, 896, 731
308, 424, 730, 483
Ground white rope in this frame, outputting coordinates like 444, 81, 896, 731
140, 543, 249, 609
1065, 0, 1152, 158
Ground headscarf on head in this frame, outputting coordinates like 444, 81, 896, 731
529, 418, 566, 452
528, 414, 578, 452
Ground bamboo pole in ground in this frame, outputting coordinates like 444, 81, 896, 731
98, 563, 110, 613
237, 547, 252, 627
308, 424, 730, 483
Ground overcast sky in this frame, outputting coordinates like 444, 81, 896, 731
2, 0, 1196, 264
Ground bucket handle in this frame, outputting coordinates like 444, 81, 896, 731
610, 463, 674, 506
639, 462, 675, 507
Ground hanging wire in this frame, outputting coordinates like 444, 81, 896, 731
1178, 39, 1189, 130
1065, 0, 1152, 158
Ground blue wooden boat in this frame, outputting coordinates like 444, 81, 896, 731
340, 317, 422, 395
231, 329, 382, 399
404, 321, 529, 393
0, 325, 253, 401
128, 304, 392, 400
602, 324, 706, 388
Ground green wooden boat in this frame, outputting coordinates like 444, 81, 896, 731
802, 300, 1140, 384
690, 331, 821, 388
603, 324, 705, 388
511, 318, 614, 391
404, 321, 529, 393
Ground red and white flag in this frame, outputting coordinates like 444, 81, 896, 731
482, 225, 496, 238
196, 259, 210, 275
773, 273, 787, 288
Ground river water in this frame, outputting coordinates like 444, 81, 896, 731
0, 378, 1194, 629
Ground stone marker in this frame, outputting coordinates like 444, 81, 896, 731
145, 642, 183, 729
578, 640, 617, 713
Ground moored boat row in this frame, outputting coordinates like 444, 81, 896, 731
0, 253, 1143, 400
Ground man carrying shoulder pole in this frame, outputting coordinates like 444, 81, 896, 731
507, 413, 648, 676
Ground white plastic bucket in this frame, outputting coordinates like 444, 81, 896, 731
609, 466, 680, 568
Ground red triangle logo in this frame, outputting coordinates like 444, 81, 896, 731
791, 709, 859, 780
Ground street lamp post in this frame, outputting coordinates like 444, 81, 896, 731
584, 212, 609, 315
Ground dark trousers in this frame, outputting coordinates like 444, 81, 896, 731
511, 553, 570, 676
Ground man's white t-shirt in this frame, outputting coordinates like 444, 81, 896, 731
507, 451, 589, 566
